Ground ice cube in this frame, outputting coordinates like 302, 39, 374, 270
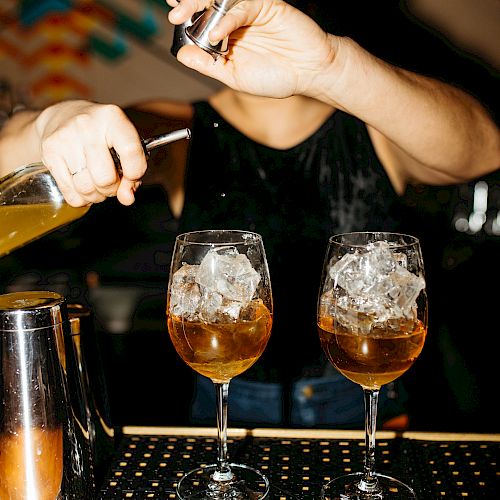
196, 247, 260, 303
324, 240, 425, 328
169, 247, 261, 321
169, 263, 202, 318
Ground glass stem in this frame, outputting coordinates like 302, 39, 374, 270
212, 382, 234, 482
358, 388, 382, 494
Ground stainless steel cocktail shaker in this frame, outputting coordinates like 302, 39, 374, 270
0, 291, 92, 498
67, 303, 115, 490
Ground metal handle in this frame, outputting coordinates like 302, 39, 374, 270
110, 127, 191, 174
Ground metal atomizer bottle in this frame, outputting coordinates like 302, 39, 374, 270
171, 0, 243, 59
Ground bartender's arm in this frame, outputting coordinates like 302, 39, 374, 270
0, 100, 146, 206
168, 0, 500, 192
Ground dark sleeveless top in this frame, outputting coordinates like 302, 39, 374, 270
179, 101, 404, 382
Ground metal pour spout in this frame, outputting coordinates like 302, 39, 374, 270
143, 128, 191, 153
111, 127, 191, 172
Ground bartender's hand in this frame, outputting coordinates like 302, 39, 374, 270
167, 0, 339, 100
168, 0, 500, 185
34, 100, 146, 207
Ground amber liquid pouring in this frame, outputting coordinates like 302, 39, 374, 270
0, 427, 63, 500
0, 203, 90, 257
168, 300, 272, 383
318, 316, 427, 389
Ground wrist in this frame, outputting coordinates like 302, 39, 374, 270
0, 109, 41, 174
309, 36, 369, 111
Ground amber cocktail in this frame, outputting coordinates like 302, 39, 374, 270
0, 427, 63, 500
168, 298, 271, 383
317, 232, 428, 499
166, 230, 272, 499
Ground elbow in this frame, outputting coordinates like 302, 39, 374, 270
452, 120, 500, 182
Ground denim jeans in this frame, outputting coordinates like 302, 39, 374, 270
191, 372, 407, 428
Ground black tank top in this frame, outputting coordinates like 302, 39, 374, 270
179, 101, 404, 382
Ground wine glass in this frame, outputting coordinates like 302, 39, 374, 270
317, 232, 428, 499
166, 230, 273, 499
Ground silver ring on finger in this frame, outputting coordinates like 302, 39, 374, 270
71, 166, 87, 176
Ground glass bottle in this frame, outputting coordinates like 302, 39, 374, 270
0, 128, 190, 258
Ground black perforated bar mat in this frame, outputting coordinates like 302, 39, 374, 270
98, 430, 499, 499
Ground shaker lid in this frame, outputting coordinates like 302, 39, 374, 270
0, 291, 67, 331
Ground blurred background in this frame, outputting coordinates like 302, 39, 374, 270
0, 0, 498, 107
0, 0, 499, 432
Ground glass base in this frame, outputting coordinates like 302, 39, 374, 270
176, 463, 269, 499
321, 472, 417, 499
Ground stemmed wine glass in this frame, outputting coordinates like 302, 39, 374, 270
317, 232, 428, 499
166, 230, 273, 499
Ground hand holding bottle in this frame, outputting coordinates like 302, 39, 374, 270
33, 100, 148, 207
167, 0, 338, 100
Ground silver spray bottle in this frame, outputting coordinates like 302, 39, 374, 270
171, 0, 244, 59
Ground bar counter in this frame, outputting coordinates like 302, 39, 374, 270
97, 426, 499, 498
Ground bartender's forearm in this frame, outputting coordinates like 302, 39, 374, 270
316, 36, 500, 184
0, 109, 41, 177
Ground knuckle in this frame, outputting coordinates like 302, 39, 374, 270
93, 169, 118, 188
72, 112, 93, 130
97, 189, 117, 200
86, 192, 106, 204
64, 191, 86, 207
41, 136, 60, 158
101, 103, 124, 120
74, 177, 95, 196
120, 149, 147, 179
121, 141, 144, 158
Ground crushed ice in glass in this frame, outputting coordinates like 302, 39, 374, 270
320, 241, 425, 331
169, 246, 260, 322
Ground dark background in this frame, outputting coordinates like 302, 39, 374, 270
0, 1, 499, 433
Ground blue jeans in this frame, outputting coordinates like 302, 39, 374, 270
190, 372, 407, 428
